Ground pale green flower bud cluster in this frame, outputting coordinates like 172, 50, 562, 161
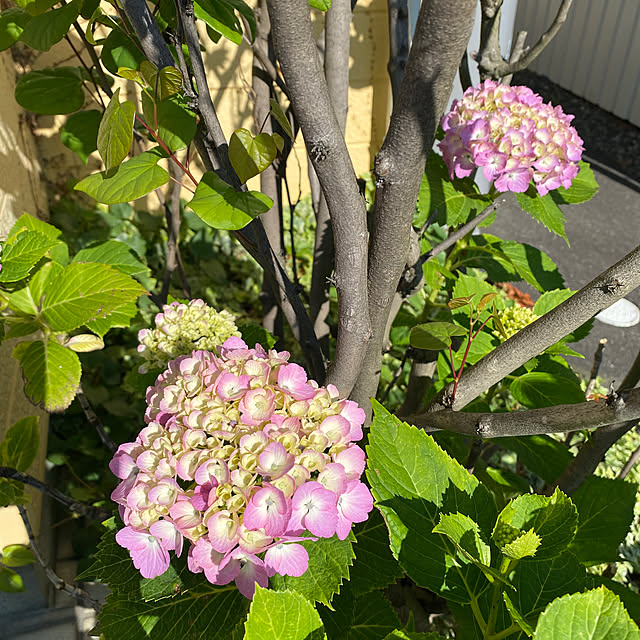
137, 299, 241, 373
493, 306, 539, 341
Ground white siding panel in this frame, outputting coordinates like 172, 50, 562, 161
514, 0, 640, 126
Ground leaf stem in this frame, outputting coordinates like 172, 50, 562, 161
487, 623, 521, 640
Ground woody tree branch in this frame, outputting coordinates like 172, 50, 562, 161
478, 0, 574, 80
309, 0, 352, 355
350, 0, 477, 414
267, 0, 370, 396
426, 244, 640, 413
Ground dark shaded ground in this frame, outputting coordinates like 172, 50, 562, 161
486, 71, 640, 384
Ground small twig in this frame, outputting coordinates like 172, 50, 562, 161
71, 20, 114, 99
63, 34, 105, 109
619, 440, 640, 480
76, 384, 116, 453
17, 505, 101, 612
0, 468, 111, 520
419, 198, 506, 267
380, 349, 410, 404
282, 171, 301, 292
586, 338, 607, 398
619, 349, 640, 393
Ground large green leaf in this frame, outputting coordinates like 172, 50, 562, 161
19, 0, 80, 50
269, 534, 355, 607
74, 149, 170, 204
0, 8, 31, 52
245, 587, 324, 640
13, 339, 81, 411
98, 88, 135, 170
0, 416, 39, 471
551, 161, 599, 205
510, 372, 585, 409
366, 401, 497, 603
39, 262, 146, 332
194, 0, 254, 44
0, 230, 58, 283
410, 321, 467, 351
320, 585, 401, 640
515, 189, 568, 244
492, 489, 577, 561
8, 213, 62, 242
73, 240, 149, 277
97, 587, 249, 639
349, 509, 403, 596
100, 27, 145, 75
417, 152, 491, 228
14, 67, 85, 115
0, 544, 35, 567
505, 552, 587, 635
141, 92, 197, 152
497, 435, 573, 485
86, 301, 138, 337
534, 586, 640, 639
61, 109, 102, 164
187, 171, 272, 231
139, 62, 183, 101
229, 128, 278, 184
569, 476, 637, 565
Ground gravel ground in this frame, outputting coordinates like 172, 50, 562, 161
513, 70, 640, 185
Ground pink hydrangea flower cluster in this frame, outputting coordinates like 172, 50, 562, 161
439, 79, 584, 195
110, 337, 373, 599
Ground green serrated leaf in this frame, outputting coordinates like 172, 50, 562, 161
0, 566, 25, 593
551, 161, 599, 205
366, 401, 497, 603
1, 544, 35, 567
38, 262, 146, 332
13, 339, 81, 412
73, 240, 149, 277
98, 88, 135, 170
97, 586, 249, 639
74, 148, 170, 204
270, 534, 355, 607
8, 213, 62, 242
245, 587, 325, 640
569, 476, 637, 565
0, 416, 39, 471
237, 323, 277, 350
229, 128, 278, 184
187, 171, 272, 231
410, 322, 467, 351
349, 509, 403, 596
433, 512, 491, 566
61, 109, 102, 164
515, 189, 568, 244
29, 261, 64, 307
86, 301, 138, 337
497, 434, 573, 485
0, 8, 31, 52
15, 67, 85, 115
493, 488, 577, 561
534, 586, 640, 639
0, 230, 58, 283
269, 98, 293, 139
509, 372, 585, 409
501, 528, 541, 560
19, 0, 80, 51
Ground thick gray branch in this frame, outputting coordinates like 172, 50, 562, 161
427, 244, 640, 412
350, 0, 477, 413
479, 0, 574, 79
267, 0, 370, 397
406, 388, 640, 439
387, 0, 409, 101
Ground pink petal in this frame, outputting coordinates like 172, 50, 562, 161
264, 542, 309, 578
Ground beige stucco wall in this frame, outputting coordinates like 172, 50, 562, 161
0, 49, 50, 548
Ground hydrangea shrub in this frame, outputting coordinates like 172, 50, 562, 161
110, 337, 373, 598
439, 79, 584, 195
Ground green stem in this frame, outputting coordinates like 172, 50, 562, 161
485, 558, 515, 638
487, 623, 521, 640
470, 595, 488, 635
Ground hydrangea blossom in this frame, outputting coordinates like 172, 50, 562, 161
493, 306, 539, 340
439, 80, 584, 195
111, 337, 373, 598
137, 299, 240, 373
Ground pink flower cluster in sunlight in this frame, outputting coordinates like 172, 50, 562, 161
439, 79, 584, 195
110, 337, 373, 599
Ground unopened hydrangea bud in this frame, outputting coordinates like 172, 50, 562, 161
112, 338, 373, 598
137, 299, 240, 373
439, 80, 584, 195
494, 306, 540, 340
